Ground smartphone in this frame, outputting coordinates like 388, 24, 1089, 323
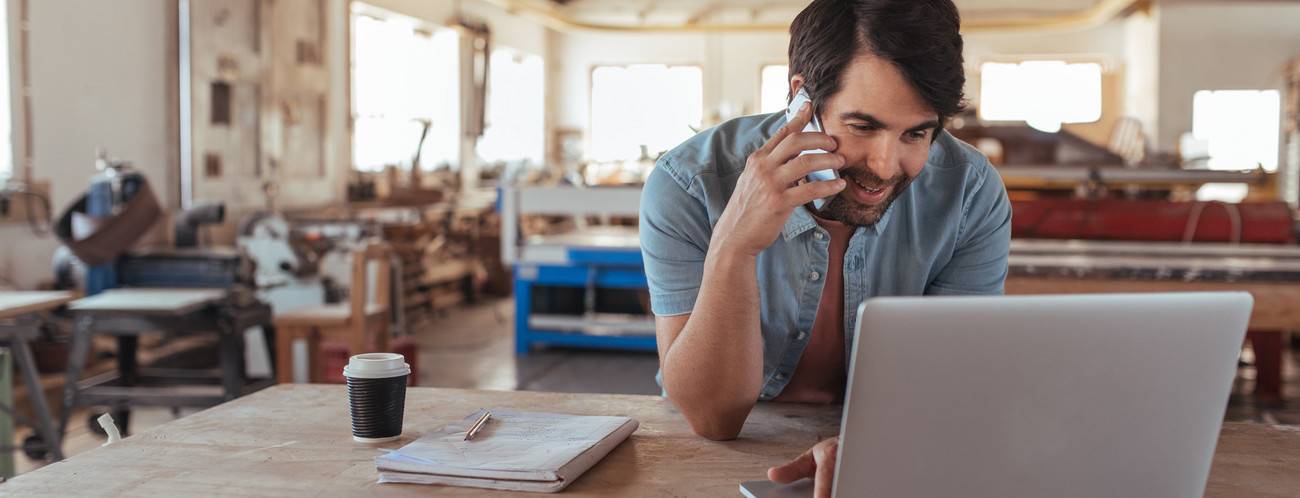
785, 87, 838, 210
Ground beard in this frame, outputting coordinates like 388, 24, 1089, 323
819, 168, 915, 227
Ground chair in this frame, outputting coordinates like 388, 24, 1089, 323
275, 241, 393, 383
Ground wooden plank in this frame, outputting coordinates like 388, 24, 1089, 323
68, 288, 226, 315
420, 259, 474, 286
0, 291, 76, 319
3, 384, 1296, 496
1005, 277, 1300, 331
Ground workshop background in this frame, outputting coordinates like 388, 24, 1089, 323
1, 0, 1299, 478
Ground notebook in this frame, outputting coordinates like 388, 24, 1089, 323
743, 291, 1253, 497
377, 409, 638, 492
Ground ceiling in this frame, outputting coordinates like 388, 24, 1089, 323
486, 0, 1154, 32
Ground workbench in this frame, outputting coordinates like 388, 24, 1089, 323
58, 288, 275, 437
0, 291, 76, 461
501, 186, 654, 353
5, 384, 1298, 495
1006, 239, 1300, 401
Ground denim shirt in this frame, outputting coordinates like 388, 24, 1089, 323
639, 111, 1012, 400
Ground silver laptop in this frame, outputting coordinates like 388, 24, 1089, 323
743, 291, 1253, 498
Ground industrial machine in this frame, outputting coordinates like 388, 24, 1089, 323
500, 185, 653, 353
49, 151, 274, 447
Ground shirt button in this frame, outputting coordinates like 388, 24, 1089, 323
776, 373, 786, 380
813, 231, 825, 240
795, 331, 807, 341
810, 271, 820, 281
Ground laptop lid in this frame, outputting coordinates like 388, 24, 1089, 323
832, 292, 1252, 498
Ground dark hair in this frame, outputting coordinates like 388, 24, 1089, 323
788, 0, 966, 125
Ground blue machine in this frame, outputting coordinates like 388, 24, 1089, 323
84, 154, 147, 296
501, 186, 655, 354
512, 244, 654, 353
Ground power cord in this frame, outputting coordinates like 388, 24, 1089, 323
0, 180, 52, 237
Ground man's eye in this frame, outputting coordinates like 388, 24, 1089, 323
850, 124, 876, 132
905, 131, 928, 141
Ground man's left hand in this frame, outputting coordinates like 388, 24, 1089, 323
767, 436, 838, 498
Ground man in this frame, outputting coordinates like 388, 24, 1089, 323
639, 0, 1010, 495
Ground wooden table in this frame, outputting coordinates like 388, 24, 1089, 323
1006, 239, 1300, 330
1007, 239, 1300, 401
0, 291, 76, 461
5, 384, 1298, 496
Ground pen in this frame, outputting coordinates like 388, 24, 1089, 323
465, 411, 492, 440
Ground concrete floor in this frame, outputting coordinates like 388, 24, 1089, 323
408, 298, 662, 395
10, 296, 1299, 477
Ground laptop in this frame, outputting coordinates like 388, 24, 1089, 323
742, 291, 1253, 498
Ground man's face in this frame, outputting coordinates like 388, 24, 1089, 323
811, 54, 938, 227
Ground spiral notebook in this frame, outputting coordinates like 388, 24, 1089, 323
375, 409, 639, 492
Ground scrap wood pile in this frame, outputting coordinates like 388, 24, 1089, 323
381, 195, 504, 329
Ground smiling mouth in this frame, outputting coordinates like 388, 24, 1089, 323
850, 176, 884, 193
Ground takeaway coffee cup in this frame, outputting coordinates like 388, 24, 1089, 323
343, 352, 410, 443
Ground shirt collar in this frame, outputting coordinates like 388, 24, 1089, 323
781, 203, 892, 241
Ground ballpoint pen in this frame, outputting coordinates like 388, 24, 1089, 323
465, 411, 492, 440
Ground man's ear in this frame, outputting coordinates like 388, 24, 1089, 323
789, 74, 807, 103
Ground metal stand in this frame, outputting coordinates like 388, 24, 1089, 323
0, 314, 65, 461
59, 294, 275, 439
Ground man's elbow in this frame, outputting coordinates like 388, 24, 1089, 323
686, 416, 745, 441
675, 401, 752, 440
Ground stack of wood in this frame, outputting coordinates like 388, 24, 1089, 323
384, 219, 477, 330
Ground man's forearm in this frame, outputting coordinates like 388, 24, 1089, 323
660, 245, 765, 440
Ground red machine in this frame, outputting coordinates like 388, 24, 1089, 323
1010, 199, 1296, 243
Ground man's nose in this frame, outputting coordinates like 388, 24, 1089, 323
865, 136, 902, 181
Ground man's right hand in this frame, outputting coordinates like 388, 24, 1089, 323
709, 101, 845, 259
657, 103, 844, 441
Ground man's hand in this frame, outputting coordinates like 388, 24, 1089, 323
710, 101, 845, 259
767, 437, 839, 498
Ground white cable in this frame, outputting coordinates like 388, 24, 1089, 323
98, 413, 122, 446
1182, 201, 1242, 244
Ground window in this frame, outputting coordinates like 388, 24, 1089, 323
1185, 89, 1281, 203
589, 64, 702, 162
476, 48, 544, 169
352, 13, 459, 172
979, 60, 1102, 133
1189, 90, 1280, 172
0, 3, 10, 181
759, 64, 789, 114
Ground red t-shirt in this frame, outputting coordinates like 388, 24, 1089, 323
772, 212, 854, 403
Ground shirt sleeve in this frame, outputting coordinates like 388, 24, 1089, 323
639, 159, 713, 316
925, 165, 1012, 296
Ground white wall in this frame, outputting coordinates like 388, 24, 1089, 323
552, 20, 1135, 156
1156, 2, 1300, 149
553, 30, 789, 152
1123, 9, 1160, 142
361, 0, 548, 55
0, 0, 174, 289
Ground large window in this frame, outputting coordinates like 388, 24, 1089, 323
352, 13, 459, 172
589, 64, 702, 162
1185, 89, 1281, 202
476, 48, 544, 169
1189, 90, 1280, 172
759, 64, 790, 115
979, 60, 1102, 133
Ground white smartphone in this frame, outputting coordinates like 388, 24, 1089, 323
785, 87, 838, 210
